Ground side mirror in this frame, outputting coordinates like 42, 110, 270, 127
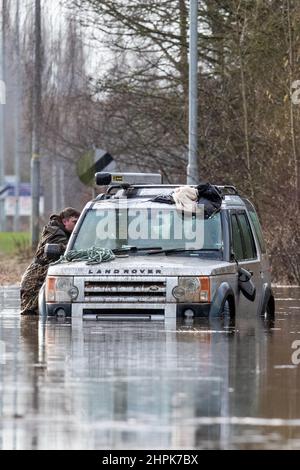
238, 267, 256, 302
44, 244, 64, 260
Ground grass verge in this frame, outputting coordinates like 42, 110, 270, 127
0, 232, 31, 255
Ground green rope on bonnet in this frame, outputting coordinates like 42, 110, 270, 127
51, 247, 115, 265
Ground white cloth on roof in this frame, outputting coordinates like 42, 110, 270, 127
172, 186, 198, 213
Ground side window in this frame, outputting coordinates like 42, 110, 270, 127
231, 214, 244, 260
231, 211, 257, 261
248, 209, 267, 254
237, 213, 257, 260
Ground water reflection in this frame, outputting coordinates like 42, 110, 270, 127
0, 287, 300, 449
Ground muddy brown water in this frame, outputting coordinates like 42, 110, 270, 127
0, 286, 299, 450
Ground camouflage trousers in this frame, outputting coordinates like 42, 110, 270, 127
20, 262, 49, 315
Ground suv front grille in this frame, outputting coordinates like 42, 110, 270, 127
84, 278, 167, 303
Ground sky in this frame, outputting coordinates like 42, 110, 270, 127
42, 0, 111, 76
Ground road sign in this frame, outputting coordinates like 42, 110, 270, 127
77, 149, 115, 187
3, 179, 44, 216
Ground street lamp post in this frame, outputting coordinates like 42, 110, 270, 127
0, 0, 6, 231
187, 0, 199, 185
14, 0, 21, 232
31, 0, 42, 248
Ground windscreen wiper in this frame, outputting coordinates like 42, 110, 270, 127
148, 248, 221, 256
113, 246, 162, 254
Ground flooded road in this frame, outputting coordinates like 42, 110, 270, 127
0, 286, 300, 450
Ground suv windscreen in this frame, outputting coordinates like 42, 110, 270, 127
72, 207, 223, 258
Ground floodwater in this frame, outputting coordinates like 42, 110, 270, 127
0, 286, 300, 450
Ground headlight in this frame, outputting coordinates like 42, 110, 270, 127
68, 286, 79, 300
172, 286, 186, 300
172, 277, 210, 303
46, 276, 78, 302
181, 277, 200, 293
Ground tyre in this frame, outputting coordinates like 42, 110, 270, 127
262, 295, 275, 319
261, 296, 275, 329
221, 299, 231, 316
209, 298, 235, 330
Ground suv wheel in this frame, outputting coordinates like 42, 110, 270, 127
219, 299, 235, 329
262, 296, 275, 319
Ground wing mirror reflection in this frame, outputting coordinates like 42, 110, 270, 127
44, 244, 64, 260
238, 267, 256, 302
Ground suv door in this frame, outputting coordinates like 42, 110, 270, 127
230, 210, 262, 314
243, 200, 271, 287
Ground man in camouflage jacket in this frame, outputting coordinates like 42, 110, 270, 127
20, 208, 80, 315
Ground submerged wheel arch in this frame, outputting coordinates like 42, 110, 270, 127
225, 294, 236, 317
210, 282, 236, 317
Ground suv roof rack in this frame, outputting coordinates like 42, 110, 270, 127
95, 185, 176, 200
215, 185, 239, 196
94, 183, 239, 200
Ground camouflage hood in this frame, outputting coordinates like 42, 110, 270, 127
47, 214, 69, 235
35, 215, 71, 260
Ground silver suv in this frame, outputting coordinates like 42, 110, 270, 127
39, 173, 275, 324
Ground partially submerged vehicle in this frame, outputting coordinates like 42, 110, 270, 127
39, 173, 275, 324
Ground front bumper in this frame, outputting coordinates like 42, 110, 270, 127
46, 302, 212, 319
46, 303, 72, 317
